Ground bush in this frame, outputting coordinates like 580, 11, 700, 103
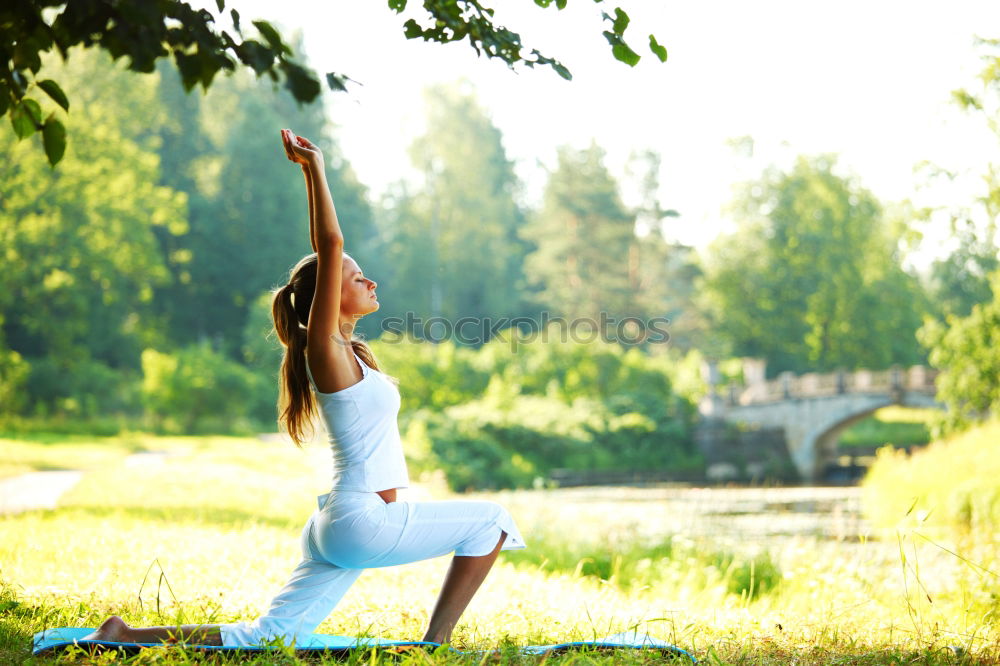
403, 388, 699, 492
916, 269, 1000, 438
0, 348, 29, 416
862, 417, 1000, 534
24, 356, 141, 419
369, 335, 491, 413
141, 343, 263, 434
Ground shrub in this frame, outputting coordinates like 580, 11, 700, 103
24, 356, 141, 419
141, 343, 263, 434
862, 418, 1000, 534
0, 348, 29, 416
916, 269, 1000, 438
403, 390, 698, 491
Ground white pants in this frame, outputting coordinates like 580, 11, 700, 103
219, 490, 527, 646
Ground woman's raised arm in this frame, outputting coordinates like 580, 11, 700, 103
280, 129, 347, 349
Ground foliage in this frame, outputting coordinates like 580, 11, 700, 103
911, 35, 1000, 337
520, 144, 691, 349
0, 50, 185, 420
377, 84, 532, 333
141, 343, 263, 434
397, 334, 699, 491
522, 143, 636, 323
924, 217, 999, 320
370, 335, 491, 414
3, 1, 664, 165
699, 155, 930, 376
0, 348, 29, 416
916, 270, 1000, 438
0, 47, 374, 428
863, 417, 1000, 537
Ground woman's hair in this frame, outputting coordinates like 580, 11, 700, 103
271, 252, 389, 447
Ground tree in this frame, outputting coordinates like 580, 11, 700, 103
624, 149, 704, 351
698, 155, 929, 375
0, 49, 185, 417
918, 269, 1000, 438
3, 0, 666, 165
521, 143, 638, 330
377, 83, 531, 340
925, 217, 999, 320
913, 37, 1000, 321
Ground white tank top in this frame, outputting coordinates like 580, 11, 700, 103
306, 350, 410, 492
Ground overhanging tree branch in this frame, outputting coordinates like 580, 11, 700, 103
2, 0, 666, 165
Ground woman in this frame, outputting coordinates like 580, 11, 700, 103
83, 129, 526, 648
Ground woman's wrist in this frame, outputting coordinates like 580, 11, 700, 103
303, 154, 325, 172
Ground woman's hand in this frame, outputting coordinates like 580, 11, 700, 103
280, 128, 323, 168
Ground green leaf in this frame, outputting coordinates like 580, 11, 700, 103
388, 0, 407, 12
234, 39, 274, 73
552, 62, 573, 81
253, 20, 290, 55
556, 0, 567, 8
281, 61, 320, 102
403, 19, 424, 40
612, 7, 630, 34
13, 42, 42, 74
612, 42, 640, 66
37, 79, 70, 111
43, 115, 66, 166
230, 8, 241, 33
326, 72, 349, 92
215, 0, 224, 11
11, 98, 42, 139
649, 34, 667, 62
0, 81, 8, 116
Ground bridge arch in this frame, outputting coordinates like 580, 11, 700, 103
697, 359, 944, 481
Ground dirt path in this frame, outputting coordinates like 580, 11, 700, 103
0, 470, 84, 515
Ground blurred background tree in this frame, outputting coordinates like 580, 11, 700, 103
698, 155, 930, 376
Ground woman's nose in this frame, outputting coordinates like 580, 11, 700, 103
369, 279, 377, 289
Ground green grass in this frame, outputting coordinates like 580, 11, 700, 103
1, 434, 999, 664
863, 416, 1000, 534
838, 406, 936, 448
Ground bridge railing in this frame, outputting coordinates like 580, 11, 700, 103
733, 365, 939, 405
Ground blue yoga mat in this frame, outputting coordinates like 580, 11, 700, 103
33, 627, 695, 660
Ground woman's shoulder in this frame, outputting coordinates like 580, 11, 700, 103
307, 346, 369, 396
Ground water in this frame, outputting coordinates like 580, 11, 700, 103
501, 485, 871, 545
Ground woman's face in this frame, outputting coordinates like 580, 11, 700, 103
341, 256, 379, 316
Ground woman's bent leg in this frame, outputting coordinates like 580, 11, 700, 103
422, 530, 507, 644
219, 558, 363, 647
316, 499, 525, 645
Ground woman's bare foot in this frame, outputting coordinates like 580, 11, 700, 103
82, 615, 128, 642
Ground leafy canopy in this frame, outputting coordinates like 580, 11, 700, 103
3, 0, 667, 166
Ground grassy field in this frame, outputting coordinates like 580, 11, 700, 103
1, 433, 998, 664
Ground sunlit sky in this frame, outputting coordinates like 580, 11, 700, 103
227, 0, 1000, 274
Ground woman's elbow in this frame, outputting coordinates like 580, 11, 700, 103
316, 234, 345, 249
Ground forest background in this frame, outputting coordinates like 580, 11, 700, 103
3, 21, 1000, 490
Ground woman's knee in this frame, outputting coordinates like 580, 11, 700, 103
299, 514, 321, 560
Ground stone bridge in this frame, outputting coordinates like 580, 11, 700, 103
696, 359, 944, 481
